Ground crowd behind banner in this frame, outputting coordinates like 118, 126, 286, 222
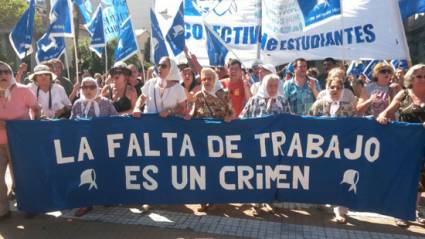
0, 53, 425, 227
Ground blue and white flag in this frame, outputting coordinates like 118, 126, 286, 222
363, 60, 380, 81
165, 2, 185, 56
261, 0, 410, 65
9, 0, 36, 59
399, 0, 425, 19
73, 0, 93, 25
102, 0, 129, 41
86, 4, 106, 57
182, 0, 260, 66
150, 9, 169, 64
35, 33, 66, 64
390, 59, 409, 71
48, 0, 74, 38
205, 23, 229, 67
114, 16, 139, 63
347, 61, 366, 77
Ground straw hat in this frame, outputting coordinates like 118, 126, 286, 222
29, 64, 57, 81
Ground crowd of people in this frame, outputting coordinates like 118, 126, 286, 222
0, 54, 424, 227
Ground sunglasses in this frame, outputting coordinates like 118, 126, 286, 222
81, 85, 97, 90
0, 70, 11, 75
157, 63, 169, 69
379, 69, 392, 74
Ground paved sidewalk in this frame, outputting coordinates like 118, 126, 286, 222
2, 169, 425, 238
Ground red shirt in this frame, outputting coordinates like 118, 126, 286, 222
221, 78, 245, 117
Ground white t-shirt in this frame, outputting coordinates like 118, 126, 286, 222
28, 83, 71, 118
141, 78, 187, 113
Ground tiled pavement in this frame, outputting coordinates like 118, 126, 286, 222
6, 203, 425, 239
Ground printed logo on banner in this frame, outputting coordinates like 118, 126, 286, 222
184, 0, 237, 16
79, 169, 98, 190
298, 0, 341, 27
341, 169, 359, 194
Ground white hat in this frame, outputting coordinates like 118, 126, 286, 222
29, 64, 57, 82
260, 64, 277, 74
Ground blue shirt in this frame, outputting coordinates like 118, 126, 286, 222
282, 77, 321, 115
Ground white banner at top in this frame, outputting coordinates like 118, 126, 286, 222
183, 0, 261, 67
261, 0, 410, 65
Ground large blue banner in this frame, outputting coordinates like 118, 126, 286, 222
6, 114, 425, 220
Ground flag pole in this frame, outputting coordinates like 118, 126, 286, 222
105, 45, 108, 74
72, 1, 80, 83
64, 50, 71, 81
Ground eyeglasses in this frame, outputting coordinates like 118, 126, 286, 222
81, 85, 97, 90
379, 69, 392, 74
157, 63, 169, 69
329, 85, 342, 90
0, 70, 11, 75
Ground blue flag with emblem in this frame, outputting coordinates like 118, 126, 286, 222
205, 23, 229, 67
102, 0, 129, 41
363, 60, 380, 81
165, 2, 185, 56
347, 61, 366, 77
35, 33, 66, 64
399, 0, 425, 19
86, 4, 106, 57
114, 16, 139, 63
48, 0, 74, 37
150, 9, 169, 64
73, 0, 93, 25
390, 59, 409, 71
9, 0, 36, 59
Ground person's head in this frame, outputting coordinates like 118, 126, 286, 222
263, 74, 281, 97
227, 59, 242, 81
252, 59, 263, 77
128, 64, 139, 81
404, 64, 425, 90
80, 77, 99, 100
293, 58, 308, 78
307, 67, 320, 79
0, 61, 14, 90
181, 66, 195, 86
157, 57, 172, 79
326, 77, 344, 100
200, 67, 218, 92
30, 64, 56, 88
94, 73, 103, 86
215, 66, 228, 79
109, 65, 131, 89
372, 62, 393, 85
328, 66, 346, 81
50, 59, 64, 76
259, 64, 276, 81
323, 57, 336, 73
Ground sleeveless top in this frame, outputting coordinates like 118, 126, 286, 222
108, 85, 132, 113
399, 90, 425, 123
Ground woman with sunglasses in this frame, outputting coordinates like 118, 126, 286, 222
377, 64, 425, 227
357, 63, 395, 117
101, 65, 137, 115
70, 77, 117, 217
70, 77, 118, 119
133, 57, 187, 118
0, 61, 41, 221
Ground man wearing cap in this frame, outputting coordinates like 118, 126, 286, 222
28, 64, 72, 119
283, 58, 321, 115
0, 61, 41, 221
